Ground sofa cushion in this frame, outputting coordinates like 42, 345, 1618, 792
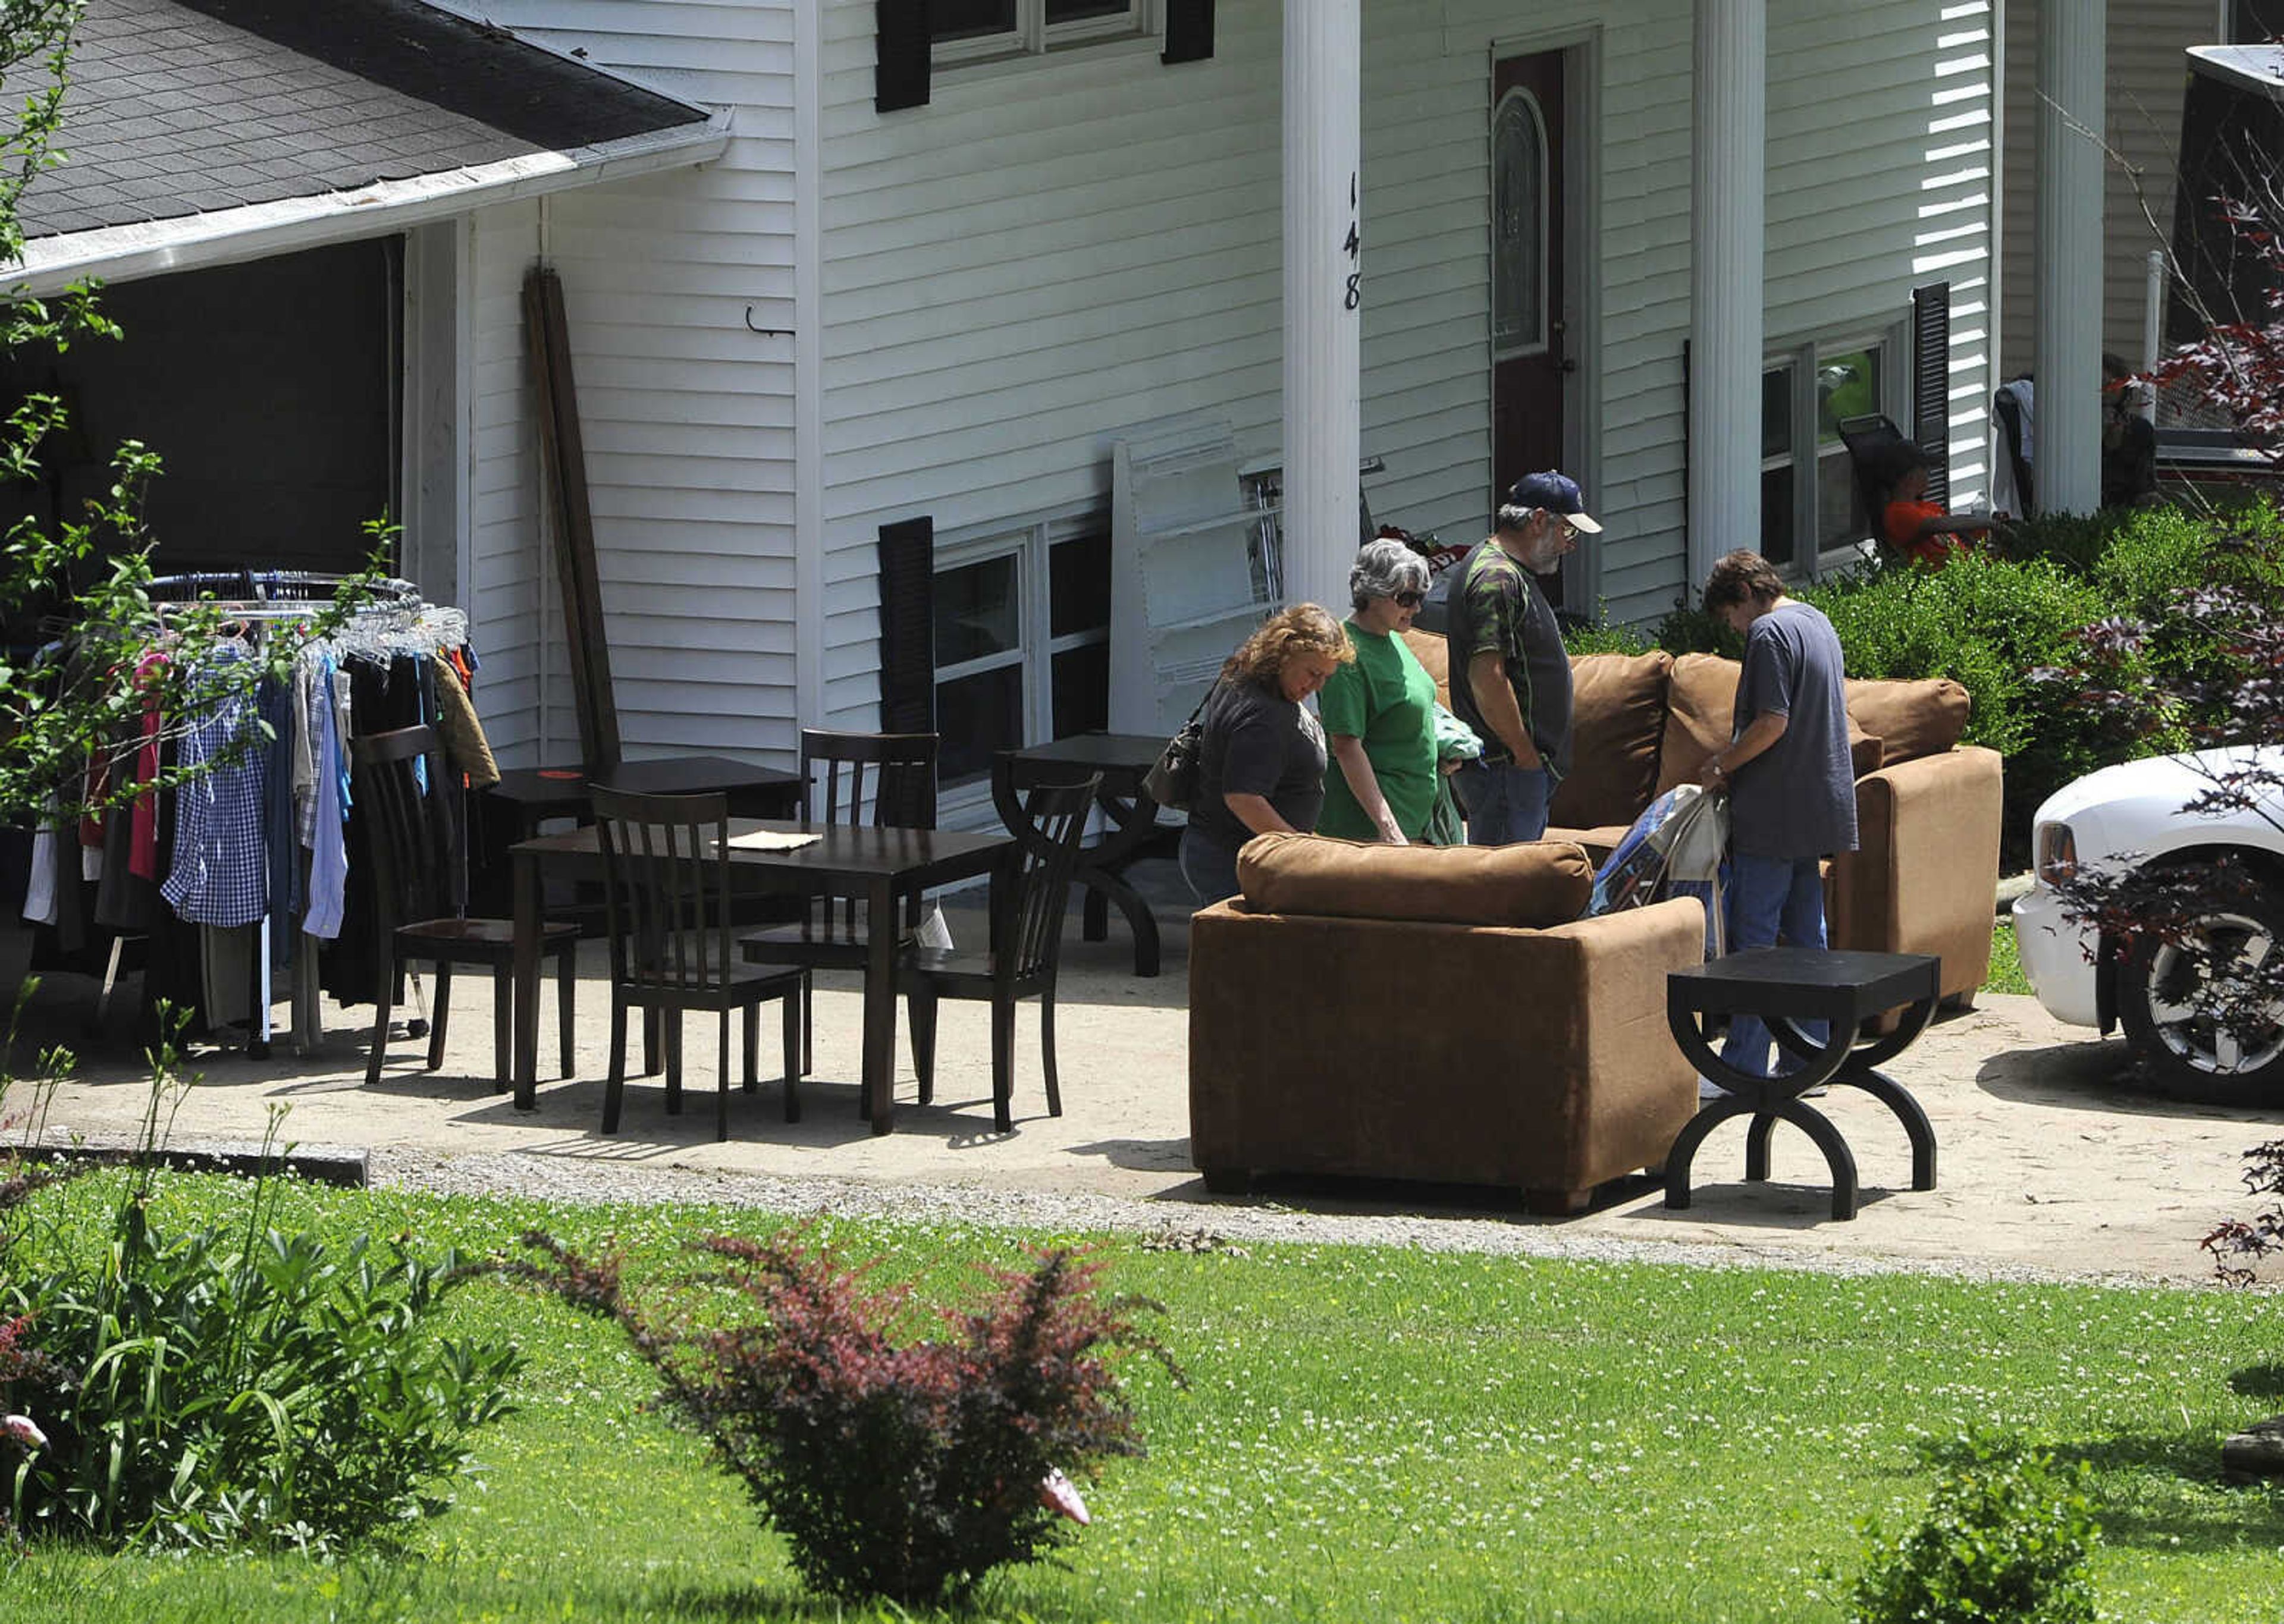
1654, 654, 1741, 796
1849, 721, 1885, 778
1549, 650, 1673, 829
1844, 676, 1970, 766
1652, 652, 1887, 794
1400, 627, 1451, 711
1543, 824, 1632, 865
1237, 831, 1592, 927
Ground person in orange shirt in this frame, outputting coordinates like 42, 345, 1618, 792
1876, 441, 2005, 567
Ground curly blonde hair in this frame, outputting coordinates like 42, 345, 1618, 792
1223, 602, 1354, 688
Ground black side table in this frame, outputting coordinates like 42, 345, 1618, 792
1664, 947, 1941, 1221
992, 735, 1181, 977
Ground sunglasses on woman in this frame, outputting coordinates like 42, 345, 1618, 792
1391, 590, 1426, 609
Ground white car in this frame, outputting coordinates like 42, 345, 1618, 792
2012, 745, 2284, 1102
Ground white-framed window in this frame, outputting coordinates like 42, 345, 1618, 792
931, 0, 1156, 64
1759, 323, 1906, 576
931, 508, 1112, 789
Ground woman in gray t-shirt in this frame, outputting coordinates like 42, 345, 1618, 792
1178, 603, 1353, 902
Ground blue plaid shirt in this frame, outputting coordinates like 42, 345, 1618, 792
162, 642, 269, 928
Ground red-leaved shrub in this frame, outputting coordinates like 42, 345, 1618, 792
507, 1227, 1176, 1601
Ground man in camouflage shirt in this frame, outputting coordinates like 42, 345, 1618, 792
1443, 470, 1601, 844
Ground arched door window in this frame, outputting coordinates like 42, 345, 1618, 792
1492, 88, 1549, 357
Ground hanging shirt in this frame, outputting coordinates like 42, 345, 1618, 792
302, 656, 351, 941
292, 652, 321, 846
21, 816, 58, 926
128, 649, 168, 881
261, 676, 299, 938
162, 641, 269, 928
431, 657, 501, 789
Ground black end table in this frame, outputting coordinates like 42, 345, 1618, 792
992, 735, 1181, 977
1665, 947, 1941, 1221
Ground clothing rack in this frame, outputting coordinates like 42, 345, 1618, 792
49, 571, 479, 1058
146, 570, 424, 605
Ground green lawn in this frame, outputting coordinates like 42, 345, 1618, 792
8, 1176, 2284, 1623
1988, 916, 2034, 997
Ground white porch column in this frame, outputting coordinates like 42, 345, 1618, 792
1281, 0, 1361, 613
1686, 0, 1765, 590
2032, 8, 2104, 515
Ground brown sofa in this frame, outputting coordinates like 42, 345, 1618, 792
1188, 835, 1703, 1214
1401, 631, 2003, 1007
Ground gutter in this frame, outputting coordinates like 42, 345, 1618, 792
1, 109, 733, 295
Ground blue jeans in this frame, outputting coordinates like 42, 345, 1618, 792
1455, 761, 1552, 846
1721, 852, 1829, 1079
1178, 827, 1243, 905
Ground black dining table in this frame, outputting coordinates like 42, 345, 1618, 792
992, 733, 1181, 976
510, 819, 1014, 1131
473, 756, 802, 915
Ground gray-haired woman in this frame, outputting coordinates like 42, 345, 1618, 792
1315, 538, 1441, 843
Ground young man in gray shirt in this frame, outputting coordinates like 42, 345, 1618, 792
1698, 549, 1858, 1083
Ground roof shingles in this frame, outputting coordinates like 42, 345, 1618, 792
10, 0, 711, 242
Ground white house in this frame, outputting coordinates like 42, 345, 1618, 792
462, 0, 2018, 813
10, 1, 2149, 824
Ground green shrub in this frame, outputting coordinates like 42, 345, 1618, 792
1799, 552, 2151, 846
1847, 1433, 2100, 1624
507, 1228, 1177, 1604
1, 1039, 521, 1553
2086, 503, 2284, 730
1598, 504, 2281, 858
6, 1195, 521, 1551
1651, 599, 1739, 657
1560, 614, 1654, 656
1991, 508, 2131, 576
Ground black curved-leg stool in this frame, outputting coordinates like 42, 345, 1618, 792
1664, 948, 1941, 1221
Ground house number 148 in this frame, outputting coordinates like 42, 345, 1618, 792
1342, 171, 1361, 310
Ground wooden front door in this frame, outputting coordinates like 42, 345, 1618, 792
1491, 49, 1569, 595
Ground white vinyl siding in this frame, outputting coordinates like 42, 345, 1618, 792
466, 197, 556, 768
457, 2, 802, 769
820, 0, 1994, 664
2000, 0, 2213, 379
1765, 1, 2000, 510
463, 0, 1995, 750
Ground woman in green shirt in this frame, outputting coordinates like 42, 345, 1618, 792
1317, 539, 1441, 843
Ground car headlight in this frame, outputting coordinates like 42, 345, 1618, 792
2035, 821, 2078, 885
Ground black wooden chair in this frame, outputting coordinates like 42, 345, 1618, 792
353, 724, 578, 1090
739, 728, 938, 1076
901, 775, 1100, 1133
591, 785, 803, 1141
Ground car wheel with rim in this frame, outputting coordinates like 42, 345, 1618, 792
2117, 887, 2284, 1105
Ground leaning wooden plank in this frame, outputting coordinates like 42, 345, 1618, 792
523, 264, 622, 773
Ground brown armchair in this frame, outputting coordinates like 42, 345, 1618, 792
1187, 835, 1703, 1214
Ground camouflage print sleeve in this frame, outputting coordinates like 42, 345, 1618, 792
1458, 553, 1520, 664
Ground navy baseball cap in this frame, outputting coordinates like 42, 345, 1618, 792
1508, 471, 1603, 533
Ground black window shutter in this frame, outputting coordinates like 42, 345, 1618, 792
877, 0, 930, 113
1163, 0, 1214, 63
1911, 281, 1952, 507
879, 516, 936, 733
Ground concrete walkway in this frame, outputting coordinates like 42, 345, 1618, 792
11, 864, 2278, 1286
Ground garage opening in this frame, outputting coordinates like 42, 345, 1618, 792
1, 235, 400, 585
